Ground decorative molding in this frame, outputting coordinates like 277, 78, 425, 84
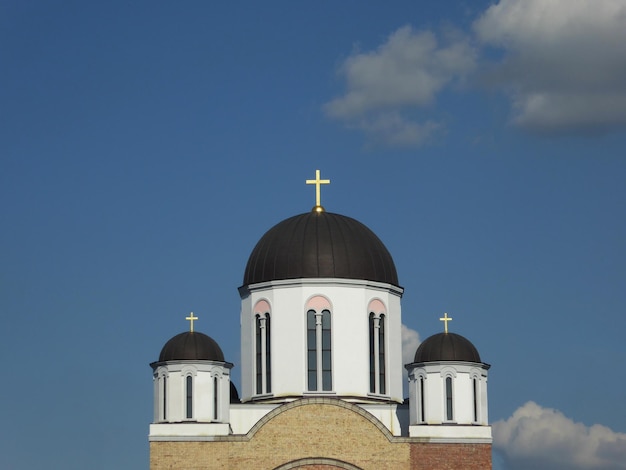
275, 457, 364, 470
242, 278, 404, 297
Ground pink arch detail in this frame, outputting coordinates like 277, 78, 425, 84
368, 299, 386, 315
306, 295, 331, 311
254, 300, 271, 315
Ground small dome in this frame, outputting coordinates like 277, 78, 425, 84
413, 332, 481, 363
158, 331, 225, 362
243, 211, 398, 287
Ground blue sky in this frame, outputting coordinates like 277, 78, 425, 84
1, 1, 625, 469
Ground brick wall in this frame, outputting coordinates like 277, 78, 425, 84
411, 442, 492, 470
150, 399, 491, 469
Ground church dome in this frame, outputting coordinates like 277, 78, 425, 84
243, 211, 398, 286
413, 332, 481, 363
158, 331, 225, 362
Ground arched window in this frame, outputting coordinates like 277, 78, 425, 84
445, 376, 453, 421
266, 315, 271, 393
321, 310, 331, 390
307, 309, 317, 390
418, 375, 426, 423
368, 300, 387, 395
213, 376, 219, 421
379, 314, 386, 394
306, 297, 332, 392
255, 315, 262, 393
472, 377, 479, 423
369, 313, 375, 393
254, 301, 271, 395
162, 375, 167, 421
186, 375, 193, 419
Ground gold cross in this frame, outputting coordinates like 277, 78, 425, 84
439, 312, 452, 333
306, 169, 330, 212
186, 312, 198, 332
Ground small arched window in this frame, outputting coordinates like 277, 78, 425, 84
186, 375, 193, 419
254, 300, 272, 395
213, 376, 219, 421
445, 376, 453, 421
472, 377, 479, 423
418, 375, 426, 423
162, 375, 167, 421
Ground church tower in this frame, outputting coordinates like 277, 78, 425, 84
239, 170, 403, 404
149, 170, 493, 469
149, 313, 234, 439
239, 212, 403, 404
405, 313, 491, 442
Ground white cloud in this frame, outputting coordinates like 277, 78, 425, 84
324, 26, 476, 147
474, 0, 626, 133
325, 0, 626, 141
401, 324, 421, 397
355, 112, 442, 148
401, 323, 420, 366
494, 401, 626, 470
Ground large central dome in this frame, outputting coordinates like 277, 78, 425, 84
243, 211, 398, 287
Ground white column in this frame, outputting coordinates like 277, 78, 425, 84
153, 375, 159, 422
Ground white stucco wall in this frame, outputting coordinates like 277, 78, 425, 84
228, 402, 409, 436
151, 361, 232, 425
239, 278, 404, 404
408, 424, 492, 442
150, 401, 411, 439
407, 361, 489, 426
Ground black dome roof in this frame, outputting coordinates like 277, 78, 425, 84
413, 332, 481, 363
243, 211, 398, 286
158, 332, 225, 362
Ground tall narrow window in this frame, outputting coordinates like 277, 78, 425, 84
254, 302, 272, 395
255, 315, 262, 394
472, 377, 478, 423
369, 313, 375, 393
307, 310, 317, 391
378, 314, 386, 394
419, 376, 425, 423
368, 307, 387, 394
213, 376, 219, 421
186, 375, 193, 419
307, 308, 332, 391
265, 315, 271, 393
321, 310, 332, 391
162, 375, 167, 421
445, 376, 453, 421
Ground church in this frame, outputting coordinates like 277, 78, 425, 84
148, 171, 493, 469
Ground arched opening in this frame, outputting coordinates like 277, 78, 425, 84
254, 300, 272, 395
368, 300, 387, 395
186, 375, 193, 419
306, 296, 333, 392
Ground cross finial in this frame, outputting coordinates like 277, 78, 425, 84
186, 312, 198, 332
439, 312, 452, 333
306, 169, 330, 213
